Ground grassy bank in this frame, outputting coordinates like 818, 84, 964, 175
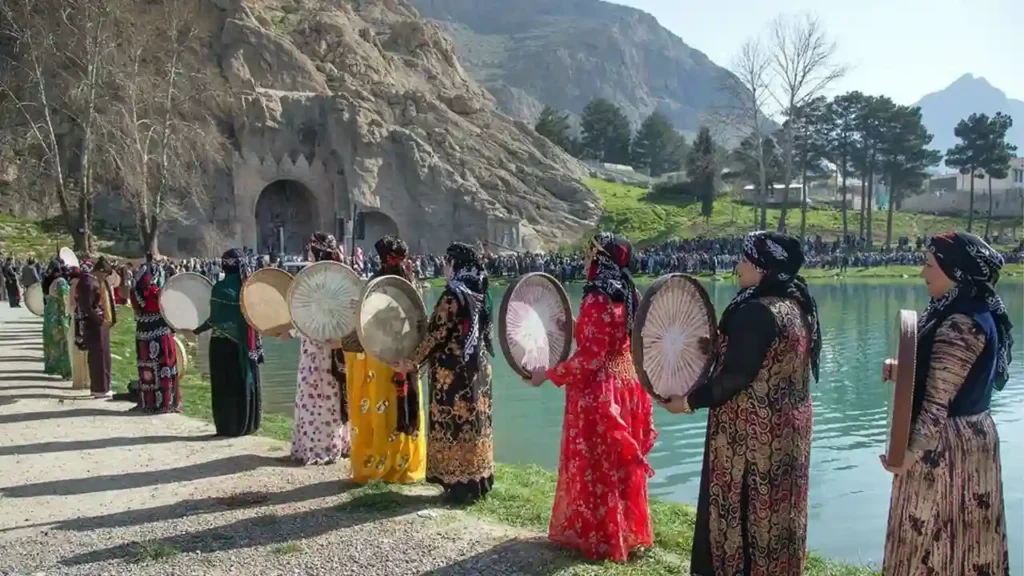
588, 178, 1022, 247
0, 213, 133, 260
107, 317, 877, 575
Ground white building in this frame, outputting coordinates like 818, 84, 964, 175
903, 157, 1024, 219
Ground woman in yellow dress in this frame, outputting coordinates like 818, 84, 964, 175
344, 234, 426, 484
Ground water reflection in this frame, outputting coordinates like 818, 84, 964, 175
257, 279, 1023, 570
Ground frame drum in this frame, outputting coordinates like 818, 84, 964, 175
631, 274, 717, 403
25, 283, 45, 317
886, 309, 918, 469
158, 272, 213, 331
241, 267, 294, 336
498, 272, 574, 379
357, 275, 428, 365
287, 261, 364, 342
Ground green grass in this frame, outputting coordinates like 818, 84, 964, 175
106, 315, 879, 575
270, 542, 304, 556
0, 213, 134, 259
587, 178, 1022, 247
125, 540, 181, 564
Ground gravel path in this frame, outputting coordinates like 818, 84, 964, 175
0, 305, 569, 575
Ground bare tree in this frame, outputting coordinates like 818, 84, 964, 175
101, 0, 226, 256
718, 36, 774, 230
767, 13, 845, 232
0, 0, 115, 253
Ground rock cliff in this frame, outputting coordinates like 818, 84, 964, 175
168, 0, 599, 253
410, 0, 740, 135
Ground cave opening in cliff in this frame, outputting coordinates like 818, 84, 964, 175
356, 210, 400, 252
255, 179, 317, 256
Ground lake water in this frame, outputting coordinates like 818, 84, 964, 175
258, 279, 1024, 570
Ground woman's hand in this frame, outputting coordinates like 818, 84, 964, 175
659, 395, 692, 414
391, 359, 416, 373
879, 452, 917, 475
524, 369, 546, 387
881, 358, 895, 382
278, 331, 292, 342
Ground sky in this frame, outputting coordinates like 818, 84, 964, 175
612, 0, 1022, 105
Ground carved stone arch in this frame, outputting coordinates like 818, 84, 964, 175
356, 210, 400, 252
254, 180, 318, 254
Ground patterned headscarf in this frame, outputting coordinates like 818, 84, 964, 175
721, 230, 822, 381
445, 242, 493, 362
922, 232, 1013, 390
134, 253, 165, 306
372, 234, 413, 281
305, 232, 341, 263
583, 232, 639, 336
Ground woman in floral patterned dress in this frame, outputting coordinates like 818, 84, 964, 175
345, 234, 426, 484
398, 242, 494, 503
525, 232, 656, 563
880, 232, 1011, 576
281, 233, 350, 465
661, 230, 821, 576
41, 259, 72, 379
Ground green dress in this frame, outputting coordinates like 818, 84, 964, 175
43, 278, 73, 378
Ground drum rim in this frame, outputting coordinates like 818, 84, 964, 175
286, 260, 363, 342
886, 309, 918, 468
356, 274, 428, 364
240, 267, 294, 336
174, 335, 188, 377
631, 273, 717, 404
25, 282, 45, 317
497, 272, 575, 379
158, 271, 214, 331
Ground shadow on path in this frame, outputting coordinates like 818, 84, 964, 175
0, 356, 44, 363
60, 490, 436, 566
0, 375, 70, 385
0, 392, 84, 401
5, 479, 352, 534
1, 454, 290, 498
0, 384, 71, 391
0, 435, 212, 457
417, 538, 578, 575
0, 407, 134, 426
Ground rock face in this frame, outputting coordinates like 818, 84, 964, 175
410, 0, 740, 135
913, 74, 1024, 157
166, 0, 600, 255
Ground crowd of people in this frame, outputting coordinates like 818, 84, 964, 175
0, 225, 1016, 575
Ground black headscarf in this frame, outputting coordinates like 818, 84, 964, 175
922, 232, 1013, 390
221, 248, 264, 364
721, 231, 822, 382
583, 232, 639, 336
444, 242, 493, 362
41, 258, 65, 295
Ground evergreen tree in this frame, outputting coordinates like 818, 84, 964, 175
945, 113, 992, 233
580, 98, 632, 165
631, 111, 686, 177
822, 91, 867, 242
686, 126, 718, 218
534, 106, 578, 156
878, 105, 942, 246
980, 113, 1017, 238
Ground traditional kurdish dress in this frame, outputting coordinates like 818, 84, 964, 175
130, 263, 180, 412
195, 253, 262, 437
883, 232, 1010, 576
345, 233, 426, 484
68, 275, 91, 390
686, 231, 820, 576
290, 232, 351, 465
409, 242, 495, 502
543, 233, 656, 563
76, 268, 116, 397
42, 277, 73, 378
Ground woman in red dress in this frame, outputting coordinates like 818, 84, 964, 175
526, 232, 657, 562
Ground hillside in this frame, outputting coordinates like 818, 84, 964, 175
588, 179, 1019, 247
410, 0, 739, 134
915, 74, 1024, 156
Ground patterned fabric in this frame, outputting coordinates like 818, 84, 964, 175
444, 242, 493, 362
544, 293, 656, 562
923, 231, 1013, 389
724, 230, 822, 381
131, 257, 179, 413
42, 277, 72, 379
345, 350, 426, 483
883, 314, 1008, 576
411, 291, 495, 502
291, 335, 350, 464
702, 297, 813, 576
583, 232, 639, 335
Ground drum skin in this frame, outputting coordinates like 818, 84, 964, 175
356, 275, 428, 365
497, 272, 574, 379
241, 267, 294, 336
287, 261, 363, 342
158, 272, 213, 331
